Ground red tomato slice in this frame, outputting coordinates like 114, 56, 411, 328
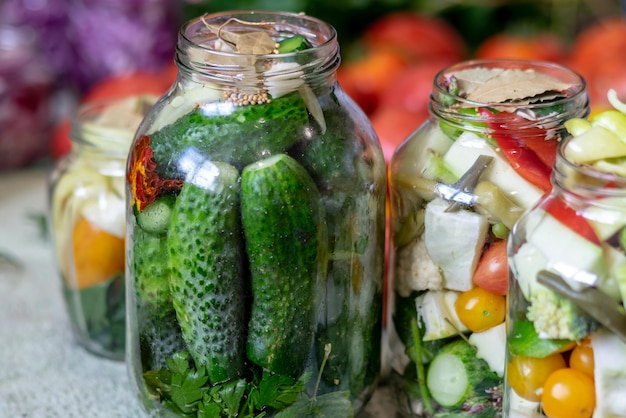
473, 239, 509, 295
480, 108, 553, 192
539, 194, 600, 245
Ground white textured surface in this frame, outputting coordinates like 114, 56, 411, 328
0, 167, 144, 418
0, 167, 397, 418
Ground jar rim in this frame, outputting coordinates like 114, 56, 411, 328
432, 59, 588, 110
178, 10, 338, 59
70, 96, 157, 155
555, 135, 626, 189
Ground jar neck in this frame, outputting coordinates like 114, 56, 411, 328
552, 136, 626, 203
174, 11, 340, 93
429, 60, 589, 138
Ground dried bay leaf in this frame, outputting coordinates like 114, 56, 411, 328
236, 32, 277, 55
460, 68, 572, 104
450, 67, 505, 97
203, 20, 278, 55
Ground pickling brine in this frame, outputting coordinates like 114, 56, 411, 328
49, 95, 157, 359
386, 60, 588, 417
125, 11, 386, 417
505, 90, 626, 418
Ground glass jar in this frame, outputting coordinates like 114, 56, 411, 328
505, 105, 626, 417
49, 96, 157, 359
125, 10, 386, 417
386, 59, 588, 417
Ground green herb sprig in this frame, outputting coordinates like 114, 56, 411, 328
144, 344, 355, 417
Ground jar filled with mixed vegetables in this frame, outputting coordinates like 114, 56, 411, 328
386, 60, 588, 417
125, 11, 386, 417
49, 95, 157, 359
505, 89, 626, 418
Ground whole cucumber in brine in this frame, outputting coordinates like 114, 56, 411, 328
241, 153, 327, 378
131, 212, 185, 371
167, 160, 246, 384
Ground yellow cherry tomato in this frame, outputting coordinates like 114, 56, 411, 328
70, 217, 125, 289
569, 342, 595, 379
506, 353, 566, 402
454, 287, 506, 332
541, 368, 595, 418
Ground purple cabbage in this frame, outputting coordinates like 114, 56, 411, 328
0, 0, 180, 91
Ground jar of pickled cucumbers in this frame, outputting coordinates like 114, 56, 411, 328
505, 90, 626, 418
386, 60, 589, 417
125, 10, 386, 417
49, 95, 157, 359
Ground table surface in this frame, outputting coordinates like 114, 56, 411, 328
0, 166, 397, 418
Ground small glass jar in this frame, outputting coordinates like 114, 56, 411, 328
386, 60, 588, 417
505, 122, 626, 416
49, 96, 157, 359
125, 10, 386, 417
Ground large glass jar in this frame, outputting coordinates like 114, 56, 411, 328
49, 96, 157, 359
505, 95, 626, 418
386, 60, 588, 417
125, 11, 386, 417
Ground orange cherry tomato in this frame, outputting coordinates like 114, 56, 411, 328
454, 287, 505, 332
506, 353, 566, 402
472, 239, 508, 295
541, 368, 596, 418
569, 343, 595, 379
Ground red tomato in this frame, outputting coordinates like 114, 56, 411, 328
541, 368, 595, 418
49, 117, 72, 160
370, 106, 427, 162
378, 60, 453, 115
472, 239, 508, 295
362, 12, 466, 64
81, 71, 172, 103
454, 287, 506, 332
507, 354, 566, 402
475, 32, 568, 63
568, 17, 626, 109
337, 47, 408, 114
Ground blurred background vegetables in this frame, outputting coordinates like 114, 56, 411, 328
0, 0, 624, 167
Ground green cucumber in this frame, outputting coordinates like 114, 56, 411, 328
292, 99, 377, 192
136, 195, 176, 235
426, 339, 499, 408
278, 35, 312, 53
167, 161, 246, 384
131, 228, 184, 369
241, 153, 326, 377
315, 255, 383, 395
149, 93, 310, 178
132, 228, 173, 317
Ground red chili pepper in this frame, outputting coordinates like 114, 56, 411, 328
539, 194, 600, 245
479, 108, 553, 193
128, 135, 183, 211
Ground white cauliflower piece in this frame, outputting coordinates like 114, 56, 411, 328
395, 235, 443, 297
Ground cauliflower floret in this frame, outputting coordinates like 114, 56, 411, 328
395, 235, 443, 297
526, 289, 598, 340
